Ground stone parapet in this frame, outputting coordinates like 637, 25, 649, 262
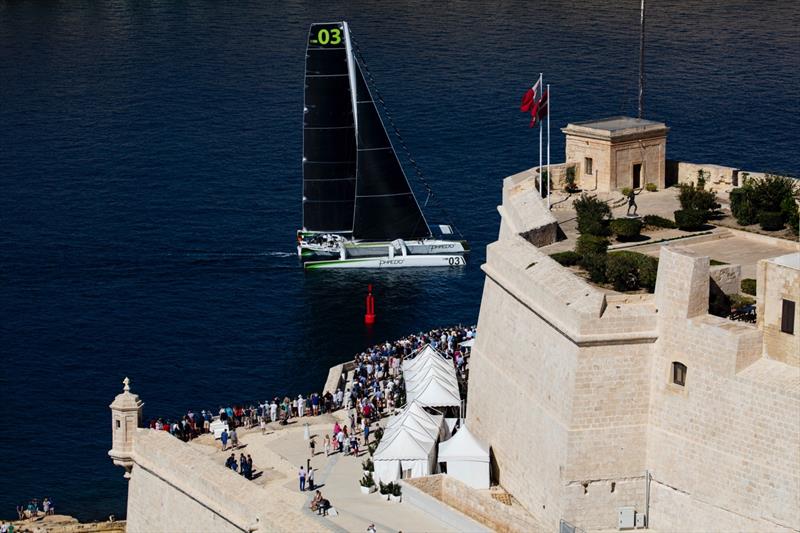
404, 475, 545, 533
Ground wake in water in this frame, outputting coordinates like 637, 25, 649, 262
173, 250, 297, 259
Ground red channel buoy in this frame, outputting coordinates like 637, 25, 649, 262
364, 284, 376, 324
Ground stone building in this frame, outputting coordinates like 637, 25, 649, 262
561, 116, 668, 192
466, 169, 800, 532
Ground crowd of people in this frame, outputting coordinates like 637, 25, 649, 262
145, 324, 476, 449
225, 452, 256, 480
13, 498, 55, 521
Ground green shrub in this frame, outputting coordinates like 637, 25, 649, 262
610, 218, 643, 241
678, 182, 720, 213
360, 472, 375, 487
574, 194, 612, 236
392, 484, 402, 497
729, 293, 755, 309
636, 254, 659, 292
550, 250, 581, 266
696, 169, 709, 190
576, 234, 609, 257
645, 182, 658, 192
605, 251, 659, 293
750, 174, 799, 213
730, 187, 757, 225
758, 211, 784, 231
674, 209, 707, 231
741, 278, 756, 296
581, 252, 608, 283
642, 214, 676, 229
606, 253, 641, 291
621, 187, 633, 197
564, 166, 578, 192
781, 196, 799, 235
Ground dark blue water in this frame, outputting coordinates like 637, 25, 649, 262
1, 0, 797, 521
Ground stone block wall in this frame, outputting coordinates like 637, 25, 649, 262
124, 430, 315, 533
757, 256, 800, 367
405, 474, 546, 533
467, 170, 800, 532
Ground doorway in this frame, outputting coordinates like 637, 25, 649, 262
633, 163, 642, 189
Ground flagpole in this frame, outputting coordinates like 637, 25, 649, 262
538, 72, 543, 198
547, 83, 551, 209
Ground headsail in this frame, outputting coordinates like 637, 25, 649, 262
351, 57, 431, 241
302, 22, 357, 233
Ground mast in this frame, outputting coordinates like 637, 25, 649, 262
638, 0, 646, 118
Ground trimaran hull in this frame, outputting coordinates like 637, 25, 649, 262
304, 254, 466, 270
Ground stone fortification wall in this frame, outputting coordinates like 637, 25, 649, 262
125, 430, 315, 533
467, 170, 800, 531
647, 247, 799, 532
666, 159, 770, 190
757, 255, 800, 367
404, 474, 545, 533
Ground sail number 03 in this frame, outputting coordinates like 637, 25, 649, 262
448, 257, 463, 266
314, 28, 342, 45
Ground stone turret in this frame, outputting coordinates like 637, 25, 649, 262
109, 377, 143, 478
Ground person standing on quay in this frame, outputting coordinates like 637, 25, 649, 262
298, 466, 306, 491
230, 427, 238, 449
220, 428, 229, 451
307, 467, 315, 491
324, 434, 331, 457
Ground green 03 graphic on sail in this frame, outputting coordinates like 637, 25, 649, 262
299, 21, 468, 269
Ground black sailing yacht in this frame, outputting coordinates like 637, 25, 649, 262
297, 21, 468, 269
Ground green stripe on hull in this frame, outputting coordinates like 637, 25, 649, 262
304, 258, 374, 270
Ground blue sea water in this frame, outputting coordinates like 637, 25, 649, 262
1, 0, 797, 521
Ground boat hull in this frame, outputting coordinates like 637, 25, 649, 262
304, 254, 466, 270
297, 235, 469, 259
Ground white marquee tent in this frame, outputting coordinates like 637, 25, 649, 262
438, 425, 490, 489
383, 401, 447, 442
402, 345, 461, 409
406, 373, 461, 408
373, 424, 438, 484
402, 345, 453, 375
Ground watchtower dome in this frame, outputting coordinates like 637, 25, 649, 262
562, 116, 668, 193
109, 377, 143, 478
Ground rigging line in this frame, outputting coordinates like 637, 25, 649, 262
350, 36, 465, 240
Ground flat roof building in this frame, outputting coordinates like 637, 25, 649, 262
562, 116, 669, 193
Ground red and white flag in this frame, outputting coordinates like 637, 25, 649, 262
520, 79, 541, 113
521, 80, 546, 128
532, 89, 548, 128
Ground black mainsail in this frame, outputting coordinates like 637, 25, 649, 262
302, 21, 431, 242
303, 22, 357, 234
352, 58, 430, 241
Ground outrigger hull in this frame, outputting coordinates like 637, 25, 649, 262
304, 254, 466, 270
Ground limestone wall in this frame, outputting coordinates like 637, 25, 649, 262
404, 474, 545, 533
125, 430, 315, 533
757, 255, 800, 367
467, 169, 800, 532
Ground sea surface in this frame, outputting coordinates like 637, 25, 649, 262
1, 0, 797, 521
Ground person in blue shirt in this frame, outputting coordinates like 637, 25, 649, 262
220, 428, 229, 451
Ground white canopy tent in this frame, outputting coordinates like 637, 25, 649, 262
402, 344, 452, 374
406, 374, 461, 408
383, 401, 448, 442
373, 424, 438, 484
405, 362, 459, 391
438, 425, 490, 489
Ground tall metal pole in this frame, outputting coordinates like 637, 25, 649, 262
546, 83, 551, 209
538, 73, 543, 197
638, 0, 646, 118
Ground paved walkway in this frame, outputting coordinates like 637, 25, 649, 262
194, 415, 458, 533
